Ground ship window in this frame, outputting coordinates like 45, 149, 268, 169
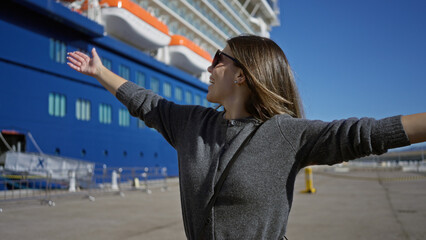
104, 150, 108, 156
49, 38, 67, 64
119, 64, 130, 80
139, 152, 144, 157
102, 57, 112, 70
118, 108, 130, 127
81, 149, 86, 157
175, 87, 183, 101
136, 71, 146, 87
76, 98, 91, 121
163, 82, 172, 98
99, 103, 112, 124
137, 119, 146, 129
55, 148, 61, 155
48, 93, 66, 117
185, 91, 192, 104
150, 77, 160, 93
123, 151, 127, 157
195, 94, 201, 106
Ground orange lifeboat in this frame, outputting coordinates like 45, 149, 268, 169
99, 0, 171, 50
168, 35, 213, 74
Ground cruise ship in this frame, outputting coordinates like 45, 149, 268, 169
0, 0, 280, 185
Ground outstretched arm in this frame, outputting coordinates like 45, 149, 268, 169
401, 113, 426, 144
67, 47, 199, 148
67, 48, 126, 96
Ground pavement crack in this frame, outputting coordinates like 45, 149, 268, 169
377, 172, 410, 240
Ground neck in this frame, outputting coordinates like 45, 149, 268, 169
224, 110, 252, 120
221, 82, 252, 120
223, 98, 252, 120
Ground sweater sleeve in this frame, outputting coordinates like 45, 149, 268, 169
277, 115, 411, 168
115, 81, 200, 148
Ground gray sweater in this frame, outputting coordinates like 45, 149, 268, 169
117, 81, 410, 240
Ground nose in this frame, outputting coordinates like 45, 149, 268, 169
207, 64, 213, 73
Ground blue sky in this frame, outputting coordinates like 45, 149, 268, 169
270, 0, 425, 125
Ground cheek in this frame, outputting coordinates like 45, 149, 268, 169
207, 69, 236, 102
207, 82, 231, 103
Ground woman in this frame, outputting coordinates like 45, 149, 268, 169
67, 35, 425, 240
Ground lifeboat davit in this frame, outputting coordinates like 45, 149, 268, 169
99, 0, 171, 50
168, 35, 213, 75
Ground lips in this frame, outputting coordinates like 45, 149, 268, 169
209, 76, 214, 84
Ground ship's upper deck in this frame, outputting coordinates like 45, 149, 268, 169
58, 0, 280, 82
141, 0, 280, 55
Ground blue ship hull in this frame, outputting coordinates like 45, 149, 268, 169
0, 0, 210, 177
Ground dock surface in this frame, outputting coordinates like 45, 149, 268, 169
1, 170, 425, 240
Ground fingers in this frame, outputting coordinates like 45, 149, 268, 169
67, 62, 80, 72
69, 51, 88, 63
66, 51, 87, 72
66, 49, 101, 75
67, 52, 84, 65
67, 54, 82, 67
74, 51, 91, 62
66, 53, 84, 73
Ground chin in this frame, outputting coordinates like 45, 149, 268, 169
206, 93, 219, 104
206, 95, 214, 103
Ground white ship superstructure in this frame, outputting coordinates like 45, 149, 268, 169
141, 0, 280, 53
61, 0, 280, 83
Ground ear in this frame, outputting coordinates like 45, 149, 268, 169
235, 69, 246, 85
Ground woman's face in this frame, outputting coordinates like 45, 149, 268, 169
206, 45, 241, 105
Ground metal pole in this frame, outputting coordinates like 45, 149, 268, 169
102, 164, 107, 187
161, 167, 168, 192
142, 167, 151, 194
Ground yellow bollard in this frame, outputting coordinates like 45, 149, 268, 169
300, 167, 316, 194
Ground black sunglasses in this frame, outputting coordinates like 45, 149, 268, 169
212, 49, 241, 68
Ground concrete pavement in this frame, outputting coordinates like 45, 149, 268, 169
1, 170, 425, 240
287, 169, 426, 240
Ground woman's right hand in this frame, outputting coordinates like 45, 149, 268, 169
67, 48, 103, 78
67, 47, 127, 96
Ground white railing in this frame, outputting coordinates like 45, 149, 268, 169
0, 166, 169, 205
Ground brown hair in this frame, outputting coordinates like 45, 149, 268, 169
227, 35, 304, 121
